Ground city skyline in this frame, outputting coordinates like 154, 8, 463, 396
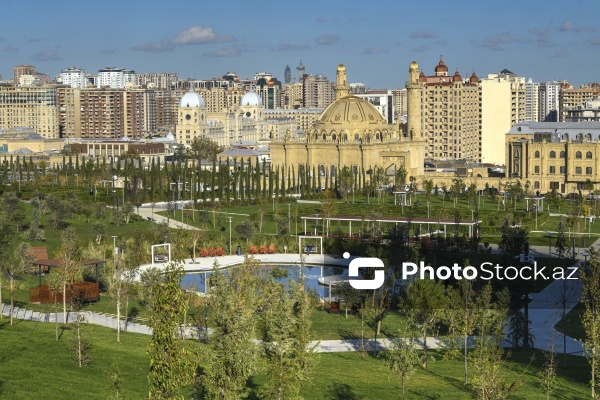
2, 0, 600, 88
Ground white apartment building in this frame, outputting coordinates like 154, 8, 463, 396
539, 81, 563, 122
98, 67, 128, 89
60, 67, 86, 88
525, 79, 539, 122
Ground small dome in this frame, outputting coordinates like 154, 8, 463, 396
180, 87, 205, 108
409, 60, 419, 72
435, 55, 448, 73
241, 90, 263, 106
419, 71, 427, 82
469, 71, 479, 84
337, 64, 346, 72
453, 69, 462, 82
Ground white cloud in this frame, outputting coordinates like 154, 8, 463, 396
172, 26, 233, 45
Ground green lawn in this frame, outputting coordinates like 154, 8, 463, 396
0, 319, 591, 400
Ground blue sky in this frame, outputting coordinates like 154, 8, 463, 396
2, 0, 600, 88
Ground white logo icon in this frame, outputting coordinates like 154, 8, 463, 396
345, 252, 385, 290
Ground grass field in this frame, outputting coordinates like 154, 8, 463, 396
0, 319, 591, 399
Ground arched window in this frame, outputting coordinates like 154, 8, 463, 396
560, 151, 566, 158
576, 151, 582, 159
322, 133, 327, 141
577, 133, 583, 141
587, 151, 593, 159
562, 133, 569, 141
342, 133, 348, 141
534, 181, 540, 189
549, 151, 556, 158
576, 167, 582, 174
332, 133, 337, 141
586, 133, 592, 142
354, 133, 360, 141
549, 166, 556, 174
534, 151, 540, 158
587, 167, 593, 175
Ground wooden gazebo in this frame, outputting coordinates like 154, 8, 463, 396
29, 246, 106, 304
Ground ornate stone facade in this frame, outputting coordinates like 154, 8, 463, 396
270, 64, 426, 180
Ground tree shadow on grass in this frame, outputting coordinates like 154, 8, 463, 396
336, 328, 360, 341
425, 369, 471, 394
329, 383, 363, 400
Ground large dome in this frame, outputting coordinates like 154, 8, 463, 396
180, 87, 205, 108
241, 90, 263, 106
317, 95, 386, 126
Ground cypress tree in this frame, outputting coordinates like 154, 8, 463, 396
211, 158, 216, 203
262, 160, 267, 199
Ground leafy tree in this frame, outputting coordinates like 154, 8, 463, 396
92, 222, 106, 244
423, 179, 434, 203
580, 248, 600, 399
445, 278, 478, 384
235, 220, 255, 244
194, 258, 261, 399
338, 166, 353, 202
1, 192, 25, 232
450, 177, 465, 207
333, 282, 364, 319
395, 165, 407, 188
5, 243, 35, 325
384, 323, 421, 400
147, 263, 195, 398
55, 228, 84, 324
404, 279, 447, 369
555, 218, 570, 258
258, 278, 318, 399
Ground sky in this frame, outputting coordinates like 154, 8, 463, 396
2, 0, 600, 88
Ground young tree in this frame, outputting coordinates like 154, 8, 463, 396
195, 258, 261, 399
384, 323, 421, 400
235, 220, 255, 244
147, 263, 195, 398
580, 248, 600, 399
55, 228, 84, 324
258, 278, 318, 399
6, 243, 35, 325
404, 279, 446, 369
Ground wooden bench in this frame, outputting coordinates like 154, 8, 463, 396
154, 255, 168, 263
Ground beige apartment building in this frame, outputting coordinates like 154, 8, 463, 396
57, 88, 149, 139
559, 83, 600, 122
302, 74, 335, 108
479, 72, 526, 165
506, 121, 600, 194
0, 85, 60, 139
406, 57, 480, 161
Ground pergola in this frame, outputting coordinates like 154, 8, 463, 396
524, 197, 544, 212
301, 214, 481, 238
393, 191, 412, 206
31, 258, 106, 287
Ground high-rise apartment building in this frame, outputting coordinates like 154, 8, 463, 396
282, 82, 303, 109
479, 71, 526, 165
13, 65, 36, 84
302, 74, 334, 109
135, 73, 179, 89
60, 67, 87, 88
0, 85, 60, 138
538, 81, 564, 122
559, 83, 600, 122
392, 89, 407, 123
57, 88, 147, 139
406, 57, 480, 161
525, 79, 540, 122
97, 67, 135, 89
284, 65, 291, 85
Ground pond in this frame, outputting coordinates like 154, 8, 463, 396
181, 265, 346, 300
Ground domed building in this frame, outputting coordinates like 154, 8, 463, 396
271, 64, 426, 181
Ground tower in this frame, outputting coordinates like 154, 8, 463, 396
284, 65, 291, 85
406, 60, 422, 139
334, 64, 350, 100
296, 60, 305, 82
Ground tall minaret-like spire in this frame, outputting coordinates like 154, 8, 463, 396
296, 60, 305, 81
334, 64, 351, 100
406, 60, 422, 139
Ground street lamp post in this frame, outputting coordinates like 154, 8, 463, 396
228, 217, 232, 255
582, 252, 590, 271
547, 232, 554, 270
287, 204, 291, 235
111, 236, 118, 271
427, 202, 431, 219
